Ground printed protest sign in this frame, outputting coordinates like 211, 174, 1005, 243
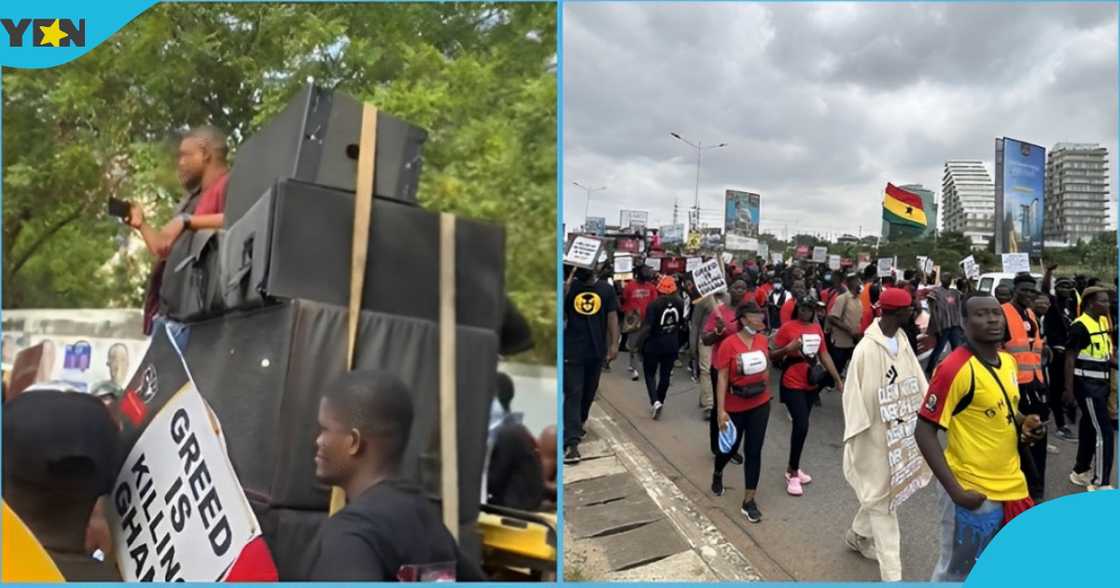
613, 253, 633, 274
758, 241, 770, 260
585, 217, 606, 236
812, 246, 828, 264
879, 376, 933, 511
772, 253, 784, 265
877, 257, 894, 278
960, 255, 979, 280
660, 224, 685, 245
725, 233, 755, 251
563, 236, 603, 269
645, 257, 663, 271
923, 258, 935, 275
796, 245, 810, 258
685, 257, 703, 272
693, 259, 728, 298
721, 252, 734, 265
828, 255, 841, 271
1001, 253, 1030, 275
109, 329, 276, 582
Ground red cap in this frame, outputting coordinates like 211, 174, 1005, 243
879, 287, 913, 311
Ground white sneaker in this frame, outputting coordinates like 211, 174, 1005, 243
1088, 484, 1114, 492
1046, 443, 1060, 455
1070, 469, 1096, 487
844, 528, 877, 561
630, 368, 640, 381
651, 401, 663, 420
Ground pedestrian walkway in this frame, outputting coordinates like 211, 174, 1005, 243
563, 404, 760, 582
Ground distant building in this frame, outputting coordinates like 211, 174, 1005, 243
1044, 143, 1110, 244
941, 161, 995, 249
881, 184, 938, 242
837, 234, 860, 246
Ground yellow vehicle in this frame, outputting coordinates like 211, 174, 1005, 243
478, 504, 557, 581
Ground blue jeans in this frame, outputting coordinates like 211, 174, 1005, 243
927, 326, 965, 377
152, 316, 191, 352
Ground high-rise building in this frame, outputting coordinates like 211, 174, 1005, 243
941, 160, 995, 249
1044, 143, 1109, 245
881, 183, 938, 242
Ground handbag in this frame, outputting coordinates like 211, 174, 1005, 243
807, 360, 829, 387
730, 381, 767, 398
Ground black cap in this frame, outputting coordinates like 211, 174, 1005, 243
1013, 272, 1040, 292
796, 294, 823, 308
2, 388, 119, 495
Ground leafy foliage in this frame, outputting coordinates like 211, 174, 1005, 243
2, 3, 557, 363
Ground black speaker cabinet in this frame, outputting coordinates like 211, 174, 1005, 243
221, 178, 505, 333
224, 84, 428, 228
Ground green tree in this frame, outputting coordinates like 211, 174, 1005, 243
3, 3, 557, 363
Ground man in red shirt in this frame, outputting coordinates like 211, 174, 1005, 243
128, 126, 230, 346
622, 265, 659, 380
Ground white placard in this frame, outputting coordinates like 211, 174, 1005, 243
812, 246, 828, 264
685, 257, 702, 272
721, 252, 734, 265
877, 257, 895, 278
772, 253, 784, 265
737, 351, 768, 376
563, 236, 603, 269
693, 259, 728, 297
958, 254, 976, 280
828, 255, 841, 271
801, 333, 822, 356
759, 242, 770, 260
880, 376, 933, 511
613, 253, 633, 274
1001, 253, 1030, 275
923, 258, 934, 275
110, 387, 260, 581
725, 233, 755, 251
645, 256, 662, 271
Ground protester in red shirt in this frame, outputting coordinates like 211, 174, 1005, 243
711, 301, 772, 523
778, 279, 809, 327
128, 126, 230, 344
621, 266, 659, 381
702, 280, 749, 460
772, 296, 843, 497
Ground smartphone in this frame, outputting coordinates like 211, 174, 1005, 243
107, 198, 131, 219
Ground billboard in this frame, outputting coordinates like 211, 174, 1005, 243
724, 190, 760, 246
995, 138, 1045, 257
585, 216, 606, 236
619, 209, 649, 231
660, 224, 685, 245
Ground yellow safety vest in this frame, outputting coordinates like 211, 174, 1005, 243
1073, 313, 1113, 381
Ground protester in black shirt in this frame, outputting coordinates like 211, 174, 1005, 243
2, 389, 121, 581
306, 370, 482, 581
641, 276, 686, 419
563, 264, 620, 464
487, 373, 545, 511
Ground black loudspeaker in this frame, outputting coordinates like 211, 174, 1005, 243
183, 299, 497, 521
222, 178, 505, 332
224, 84, 428, 228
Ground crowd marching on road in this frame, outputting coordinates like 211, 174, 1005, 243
564, 243, 1118, 582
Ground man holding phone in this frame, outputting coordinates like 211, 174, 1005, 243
123, 125, 230, 342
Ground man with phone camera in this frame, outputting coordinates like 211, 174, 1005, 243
120, 125, 230, 345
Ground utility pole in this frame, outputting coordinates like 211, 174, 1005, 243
670, 131, 727, 235
572, 181, 606, 228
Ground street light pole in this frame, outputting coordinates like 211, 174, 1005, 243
573, 181, 606, 229
670, 132, 727, 234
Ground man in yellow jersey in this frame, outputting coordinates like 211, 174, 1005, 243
916, 293, 1045, 582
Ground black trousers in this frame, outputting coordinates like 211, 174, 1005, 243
782, 385, 821, 472
830, 345, 854, 376
1018, 380, 1049, 501
563, 358, 603, 448
1075, 381, 1115, 486
714, 401, 771, 490
1046, 350, 1077, 429
709, 366, 721, 455
643, 351, 678, 406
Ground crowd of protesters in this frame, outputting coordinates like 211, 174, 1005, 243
563, 242, 1117, 582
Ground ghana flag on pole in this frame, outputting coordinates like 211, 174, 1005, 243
882, 183, 927, 229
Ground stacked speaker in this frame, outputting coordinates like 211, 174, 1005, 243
161, 84, 505, 579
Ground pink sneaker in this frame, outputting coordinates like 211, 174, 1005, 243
786, 473, 804, 496
795, 469, 812, 484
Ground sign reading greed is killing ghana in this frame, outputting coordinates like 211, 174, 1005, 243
109, 328, 276, 582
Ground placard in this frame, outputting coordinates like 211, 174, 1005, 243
660, 224, 685, 245
880, 376, 933, 511
758, 241, 770, 260
108, 329, 275, 581
801, 333, 822, 356
877, 257, 894, 278
721, 252, 734, 265
812, 246, 828, 264
771, 253, 784, 265
960, 255, 980, 280
585, 216, 606, 236
828, 255, 841, 271
563, 236, 603, 269
644, 256, 663, 271
692, 259, 728, 298
685, 257, 703, 272
923, 258, 934, 275
613, 253, 633, 274
725, 233, 755, 251
1001, 253, 1030, 275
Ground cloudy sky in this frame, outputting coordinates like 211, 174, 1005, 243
563, 2, 1118, 239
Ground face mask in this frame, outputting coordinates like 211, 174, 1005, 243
743, 325, 759, 335
773, 284, 783, 291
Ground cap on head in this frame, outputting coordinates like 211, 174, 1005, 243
879, 287, 913, 311
1013, 272, 1039, 292
657, 276, 678, 295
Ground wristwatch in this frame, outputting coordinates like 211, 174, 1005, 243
178, 213, 192, 230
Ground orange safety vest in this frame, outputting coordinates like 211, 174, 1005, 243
1002, 303, 1044, 385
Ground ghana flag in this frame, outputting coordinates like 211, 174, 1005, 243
882, 183, 927, 229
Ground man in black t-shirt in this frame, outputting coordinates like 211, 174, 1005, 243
563, 264, 620, 464
641, 276, 685, 419
1041, 265, 1080, 439
306, 371, 482, 581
